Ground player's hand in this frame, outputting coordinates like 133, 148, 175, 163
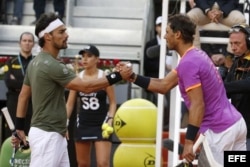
182, 139, 195, 163
11, 130, 27, 148
115, 62, 133, 80
11, 135, 20, 148
115, 61, 131, 71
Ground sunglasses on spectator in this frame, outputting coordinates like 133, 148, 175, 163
228, 27, 242, 34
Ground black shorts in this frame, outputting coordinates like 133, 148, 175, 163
74, 125, 112, 142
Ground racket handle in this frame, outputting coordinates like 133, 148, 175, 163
12, 130, 30, 149
192, 134, 205, 153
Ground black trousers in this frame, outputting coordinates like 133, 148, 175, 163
33, 0, 65, 21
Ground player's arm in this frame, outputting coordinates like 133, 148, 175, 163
66, 65, 132, 93
66, 90, 77, 119
187, 85, 204, 132
183, 85, 204, 162
15, 84, 31, 145
16, 84, 31, 118
66, 76, 110, 93
130, 70, 178, 94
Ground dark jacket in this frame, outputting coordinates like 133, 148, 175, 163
3, 54, 33, 135
224, 55, 250, 138
4, 54, 33, 92
143, 38, 160, 78
195, 0, 242, 17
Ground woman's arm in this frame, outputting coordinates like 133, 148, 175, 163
105, 84, 117, 126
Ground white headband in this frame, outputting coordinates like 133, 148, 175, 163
38, 18, 64, 38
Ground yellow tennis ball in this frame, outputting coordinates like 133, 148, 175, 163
113, 143, 158, 167
102, 131, 109, 139
106, 126, 114, 134
113, 98, 157, 143
102, 123, 108, 130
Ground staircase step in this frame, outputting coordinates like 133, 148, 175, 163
75, 0, 145, 8
72, 18, 143, 29
73, 6, 144, 19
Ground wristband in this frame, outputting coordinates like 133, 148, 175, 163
134, 75, 150, 89
106, 72, 122, 85
15, 117, 25, 130
104, 115, 113, 123
107, 116, 113, 122
186, 124, 199, 141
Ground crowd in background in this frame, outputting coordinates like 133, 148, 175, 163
0, 0, 65, 25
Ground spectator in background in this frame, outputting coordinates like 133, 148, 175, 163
143, 16, 172, 129
144, 16, 163, 75
203, 44, 234, 80
143, 16, 172, 104
9, 0, 24, 25
3, 32, 35, 135
187, 0, 246, 48
210, 53, 233, 80
66, 45, 116, 167
224, 23, 250, 150
31, 0, 65, 25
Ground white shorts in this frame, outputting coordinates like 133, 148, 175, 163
28, 127, 69, 167
203, 117, 247, 166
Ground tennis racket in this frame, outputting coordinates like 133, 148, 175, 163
1, 107, 29, 167
175, 134, 205, 167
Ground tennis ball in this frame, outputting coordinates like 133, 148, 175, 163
102, 123, 108, 130
106, 126, 114, 134
113, 143, 159, 167
102, 131, 109, 139
113, 98, 157, 143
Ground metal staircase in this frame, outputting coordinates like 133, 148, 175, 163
1, 0, 154, 68
0, 0, 155, 101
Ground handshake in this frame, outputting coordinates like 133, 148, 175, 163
113, 62, 134, 81
102, 116, 114, 139
106, 62, 135, 85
